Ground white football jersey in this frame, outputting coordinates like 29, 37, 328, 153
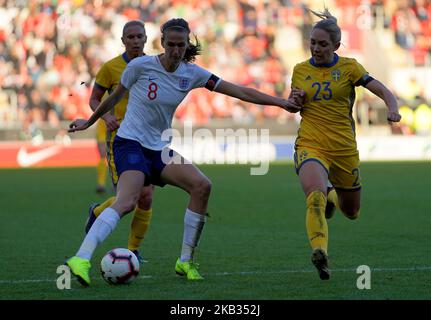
117, 55, 221, 150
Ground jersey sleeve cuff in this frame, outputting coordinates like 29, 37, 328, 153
120, 81, 131, 90
95, 82, 109, 90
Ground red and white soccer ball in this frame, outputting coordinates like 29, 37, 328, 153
100, 248, 140, 285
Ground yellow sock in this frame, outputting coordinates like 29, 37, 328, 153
128, 208, 153, 251
96, 159, 108, 187
306, 190, 328, 253
94, 196, 116, 217
327, 189, 339, 210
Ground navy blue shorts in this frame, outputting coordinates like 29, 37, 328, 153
113, 136, 171, 187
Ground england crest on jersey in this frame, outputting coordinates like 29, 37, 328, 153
179, 78, 190, 90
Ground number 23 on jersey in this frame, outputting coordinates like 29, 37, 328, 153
312, 81, 333, 101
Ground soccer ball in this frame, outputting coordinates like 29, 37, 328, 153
100, 248, 140, 285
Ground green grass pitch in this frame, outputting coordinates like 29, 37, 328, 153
0, 162, 430, 300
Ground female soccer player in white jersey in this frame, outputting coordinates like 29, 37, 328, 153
66, 18, 302, 286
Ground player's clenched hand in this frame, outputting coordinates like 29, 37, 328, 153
68, 119, 90, 133
102, 114, 120, 131
387, 111, 401, 122
282, 98, 302, 113
291, 88, 306, 105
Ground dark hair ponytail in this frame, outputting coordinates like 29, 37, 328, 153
161, 18, 202, 63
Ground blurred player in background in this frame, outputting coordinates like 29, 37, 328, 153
66, 18, 302, 286
291, 8, 402, 280
86, 20, 154, 263
95, 119, 108, 193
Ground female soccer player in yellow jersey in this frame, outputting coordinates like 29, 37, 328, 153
85, 20, 154, 263
291, 8, 401, 280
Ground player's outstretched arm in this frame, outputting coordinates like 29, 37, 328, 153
365, 79, 401, 122
89, 84, 120, 131
69, 84, 127, 133
214, 80, 302, 113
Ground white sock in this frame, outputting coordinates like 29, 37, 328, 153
180, 208, 207, 262
76, 208, 120, 260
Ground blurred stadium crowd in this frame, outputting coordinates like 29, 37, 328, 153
0, 0, 430, 139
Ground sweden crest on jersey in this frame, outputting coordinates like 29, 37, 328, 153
331, 69, 341, 81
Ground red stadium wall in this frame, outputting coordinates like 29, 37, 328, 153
0, 140, 100, 168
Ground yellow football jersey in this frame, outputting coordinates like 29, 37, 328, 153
95, 52, 132, 122
95, 52, 136, 185
292, 54, 369, 156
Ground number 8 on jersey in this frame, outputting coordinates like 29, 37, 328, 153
148, 82, 158, 100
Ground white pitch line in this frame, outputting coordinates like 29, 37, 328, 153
213, 266, 431, 276
1, 266, 430, 285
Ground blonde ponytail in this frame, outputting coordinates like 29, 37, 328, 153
308, 7, 338, 23
308, 7, 341, 44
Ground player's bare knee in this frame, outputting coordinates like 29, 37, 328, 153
138, 189, 153, 210
192, 178, 212, 202
119, 196, 140, 214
